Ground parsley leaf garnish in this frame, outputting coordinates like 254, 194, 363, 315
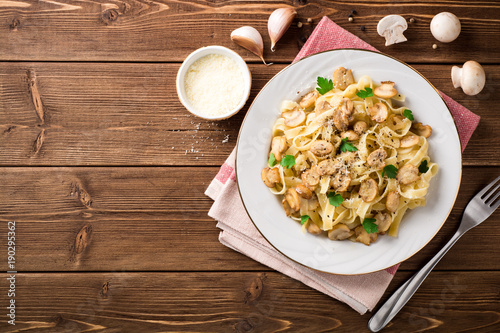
382, 164, 398, 179
403, 109, 414, 121
328, 193, 344, 207
268, 153, 277, 167
356, 87, 374, 99
419, 160, 429, 173
316, 77, 334, 95
363, 218, 379, 234
340, 138, 358, 152
300, 215, 310, 225
280, 155, 296, 169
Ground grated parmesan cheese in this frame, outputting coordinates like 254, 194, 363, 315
184, 54, 244, 117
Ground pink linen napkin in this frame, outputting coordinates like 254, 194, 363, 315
205, 16, 480, 314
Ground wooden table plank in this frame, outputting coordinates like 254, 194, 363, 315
1, 1, 500, 63
1, 63, 498, 166
0, 271, 498, 332
1, 166, 498, 272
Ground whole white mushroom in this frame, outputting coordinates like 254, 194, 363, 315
451, 61, 486, 96
430, 12, 461, 43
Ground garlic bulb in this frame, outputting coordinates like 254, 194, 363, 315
231, 26, 269, 65
268, 8, 297, 52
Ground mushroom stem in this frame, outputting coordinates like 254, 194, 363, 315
451, 66, 463, 89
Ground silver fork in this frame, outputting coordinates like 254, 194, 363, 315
368, 176, 500, 332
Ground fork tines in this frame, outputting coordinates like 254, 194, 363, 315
480, 176, 500, 208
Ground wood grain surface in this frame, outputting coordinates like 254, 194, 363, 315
1, 63, 498, 166
0, 166, 498, 273
1, 0, 500, 63
1, 0, 500, 332
0, 271, 498, 332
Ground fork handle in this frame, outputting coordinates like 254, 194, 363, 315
368, 229, 463, 332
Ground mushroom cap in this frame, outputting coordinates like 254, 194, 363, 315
451, 60, 486, 96
430, 12, 461, 43
377, 15, 408, 35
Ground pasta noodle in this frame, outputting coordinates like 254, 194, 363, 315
260, 67, 438, 246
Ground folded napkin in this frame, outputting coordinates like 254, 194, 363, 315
205, 17, 480, 314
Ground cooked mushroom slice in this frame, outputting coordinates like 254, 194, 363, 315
412, 122, 432, 138
328, 224, 354, 241
397, 164, 420, 185
386, 191, 400, 213
333, 108, 350, 132
353, 121, 368, 135
310, 140, 334, 156
307, 222, 322, 235
400, 135, 420, 148
306, 194, 320, 210
282, 108, 306, 127
317, 159, 342, 176
331, 171, 351, 192
270, 136, 287, 161
375, 212, 393, 233
299, 90, 319, 109
266, 168, 280, 185
374, 81, 398, 99
315, 100, 332, 116
282, 199, 293, 216
295, 184, 313, 199
368, 102, 389, 123
333, 67, 355, 90
355, 225, 378, 246
341, 130, 359, 141
367, 148, 387, 169
340, 97, 354, 115
284, 188, 301, 212
301, 168, 320, 190
359, 178, 378, 202
261, 168, 280, 188
261, 168, 274, 187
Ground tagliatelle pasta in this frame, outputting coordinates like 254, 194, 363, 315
260, 67, 438, 246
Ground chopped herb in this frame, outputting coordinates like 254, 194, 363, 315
316, 77, 334, 95
403, 109, 414, 121
268, 153, 277, 167
419, 160, 429, 173
340, 138, 358, 152
328, 193, 344, 207
280, 155, 296, 169
356, 87, 374, 99
363, 218, 379, 234
300, 215, 310, 225
382, 164, 398, 179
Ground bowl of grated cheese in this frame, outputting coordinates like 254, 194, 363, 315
176, 45, 252, 120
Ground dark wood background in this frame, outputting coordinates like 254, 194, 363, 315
1, 1, 499, 332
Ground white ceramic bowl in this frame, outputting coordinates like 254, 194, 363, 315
176, 45, 252, 120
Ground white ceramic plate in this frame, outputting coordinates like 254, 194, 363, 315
236, 49, 462, 275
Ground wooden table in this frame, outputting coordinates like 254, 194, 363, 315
1, 1, 499, 332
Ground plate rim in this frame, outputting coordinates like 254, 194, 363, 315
235, 48, 463, 275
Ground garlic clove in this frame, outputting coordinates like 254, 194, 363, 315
268, 7, 297, 52
231, 26, 270, 65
